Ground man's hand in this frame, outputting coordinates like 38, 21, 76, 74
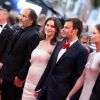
14, 76, 24, 87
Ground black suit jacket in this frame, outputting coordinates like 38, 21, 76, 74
0, 25, 13, 60
35, 39, 88, 100
0, 26, 40, 81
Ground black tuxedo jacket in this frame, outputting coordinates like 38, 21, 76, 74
36, 39, 88, 100
0, 25, 13, 60
0, 26, 40, 81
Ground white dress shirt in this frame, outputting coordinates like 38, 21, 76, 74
57, 39, 78, 62
0, 23, 7, 34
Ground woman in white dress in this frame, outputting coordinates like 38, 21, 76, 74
22, 17, 62, 100
66, 24, 100, 100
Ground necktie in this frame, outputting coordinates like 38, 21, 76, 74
62, 42, 70, 49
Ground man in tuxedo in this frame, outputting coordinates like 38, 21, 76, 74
0, 8, 13, 94
0, 8, 13, 61
0, 8, 40, 100
35, 18, 89, 100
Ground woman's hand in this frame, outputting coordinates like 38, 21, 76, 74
34, 89, 41, 98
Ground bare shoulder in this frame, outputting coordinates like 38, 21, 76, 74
37, 40, 56, 55
48, 44, 56, 55
39, 40, 44, 44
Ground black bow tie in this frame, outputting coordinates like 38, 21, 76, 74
0, 25, 3, 27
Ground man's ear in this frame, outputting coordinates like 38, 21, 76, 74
73, 29, 78, 34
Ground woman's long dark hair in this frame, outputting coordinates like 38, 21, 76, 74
40, 17, 62, 45
95, 24, 100, 33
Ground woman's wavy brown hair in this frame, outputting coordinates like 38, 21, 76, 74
40, 17, 62, 45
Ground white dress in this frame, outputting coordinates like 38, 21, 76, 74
79, 52, 100, 100
22, 48, 50, 100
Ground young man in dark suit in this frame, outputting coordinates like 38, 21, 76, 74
35, 18, 89, 100
0, 8, 40, 100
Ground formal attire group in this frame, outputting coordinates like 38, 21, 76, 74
35, 39, 88, 100
1, 14, 100, 100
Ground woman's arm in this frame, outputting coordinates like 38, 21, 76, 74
66, 69, 85, 100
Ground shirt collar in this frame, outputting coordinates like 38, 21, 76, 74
1, 23, 7, 28
67, 39, 78, 46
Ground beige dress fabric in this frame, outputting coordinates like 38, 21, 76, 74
22, 48, 50, 100
79, 52, 100, 100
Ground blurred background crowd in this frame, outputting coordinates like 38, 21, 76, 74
1, 0, 99, 51
0, 0, 100, 29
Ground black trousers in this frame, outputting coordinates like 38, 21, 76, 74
1, 80, 23, 100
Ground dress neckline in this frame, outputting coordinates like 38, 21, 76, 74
34, 48, 51, 56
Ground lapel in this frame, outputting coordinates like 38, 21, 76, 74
9, 27, 33, 52
0, 25, 8, 36
8, 27, 24, 52
50, 39, 66, 66
57, 40, 79, 63
19, 27, 31, 39
16, 27, 33, 41
11, 27, 30, 46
